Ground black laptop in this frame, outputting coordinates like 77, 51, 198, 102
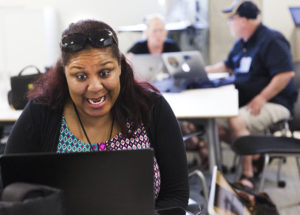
0, 149, 154, 215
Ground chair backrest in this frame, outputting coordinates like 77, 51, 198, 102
266, 62, 300, 135
289, 88, 300, 132
293, 62, 300, 91
289, 62, 300, 132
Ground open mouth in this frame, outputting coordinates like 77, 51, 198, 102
87, 96, 105, 105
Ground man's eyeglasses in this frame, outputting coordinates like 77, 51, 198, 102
61, 30, 117, 52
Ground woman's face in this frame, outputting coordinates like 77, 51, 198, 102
65, 48, 121, 119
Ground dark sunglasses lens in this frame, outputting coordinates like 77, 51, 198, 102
61, 33, 87, 51
89, 31, 114, 48
103, 37, 113, 47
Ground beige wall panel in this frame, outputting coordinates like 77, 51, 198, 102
209, 0, 261, 64
263, 0, 300, 62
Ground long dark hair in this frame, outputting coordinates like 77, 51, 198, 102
28, 19, 160, 137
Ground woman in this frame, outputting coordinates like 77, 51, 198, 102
5, 19, 189, 210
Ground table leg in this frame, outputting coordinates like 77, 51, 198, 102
206, 118, 222, 172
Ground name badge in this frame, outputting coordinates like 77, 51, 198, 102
238, 57, 252, 73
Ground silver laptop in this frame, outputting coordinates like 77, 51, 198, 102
161, 50, 209, 81
161, 51, 235, 89
127, 54, 167, 82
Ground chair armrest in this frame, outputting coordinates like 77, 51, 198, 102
267, 117, 292, 134
183, 130, 205, 142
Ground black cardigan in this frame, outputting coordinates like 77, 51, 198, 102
5, 95, 189, 210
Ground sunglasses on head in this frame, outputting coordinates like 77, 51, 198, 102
61, 30, 117, 52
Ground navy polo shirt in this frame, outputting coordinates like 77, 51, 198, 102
225, 24, 297, 112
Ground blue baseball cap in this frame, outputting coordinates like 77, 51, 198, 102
222, 0, 260, 19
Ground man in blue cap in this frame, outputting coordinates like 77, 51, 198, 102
206, 0, 297, 189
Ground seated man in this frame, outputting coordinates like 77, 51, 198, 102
127, 14, 180, 55
127, 14, 208, 169
206, 0, 297, 189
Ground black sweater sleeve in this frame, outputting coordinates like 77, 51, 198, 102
5, 101, 62, 154
5, 101, 43, 153
150, 96, 189, 210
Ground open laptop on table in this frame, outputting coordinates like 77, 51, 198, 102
158, 51, 235, 92
162, 50, 208, 81
128, 54, 168, 83
207, 166, 250, 215
0, 150, 155, 215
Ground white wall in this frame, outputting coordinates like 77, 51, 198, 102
262, 0, 295, 41
0, 0, 162, 100
0, 0, 161, 68
262, 0, 300, 61
8, 0, 161, 54
0, 7, 55, 101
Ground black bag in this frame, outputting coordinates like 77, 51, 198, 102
7, 65, 42, 110
233, 187, 280, 215
0, 182, 65, 215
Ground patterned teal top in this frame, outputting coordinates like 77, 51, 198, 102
57, 116, 161, 198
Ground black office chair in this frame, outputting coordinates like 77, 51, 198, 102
0, 125, 13, 145
289, 61, 300, 136
230, 61, 300, 192
232, 93, 300, 193
268, 61, 300, 137
232, 135, 300, 193
0, 182, 64, 215
0, 127, 3, 143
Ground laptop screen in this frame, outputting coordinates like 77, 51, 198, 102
0, 150, 155, 215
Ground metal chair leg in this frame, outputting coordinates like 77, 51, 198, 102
230, 154, 238, 173
276, 157, 286, 188
234, 156, 242, 182
296, 156, 300, 179
189, 169, 209, 204
258, 154, 270, 193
